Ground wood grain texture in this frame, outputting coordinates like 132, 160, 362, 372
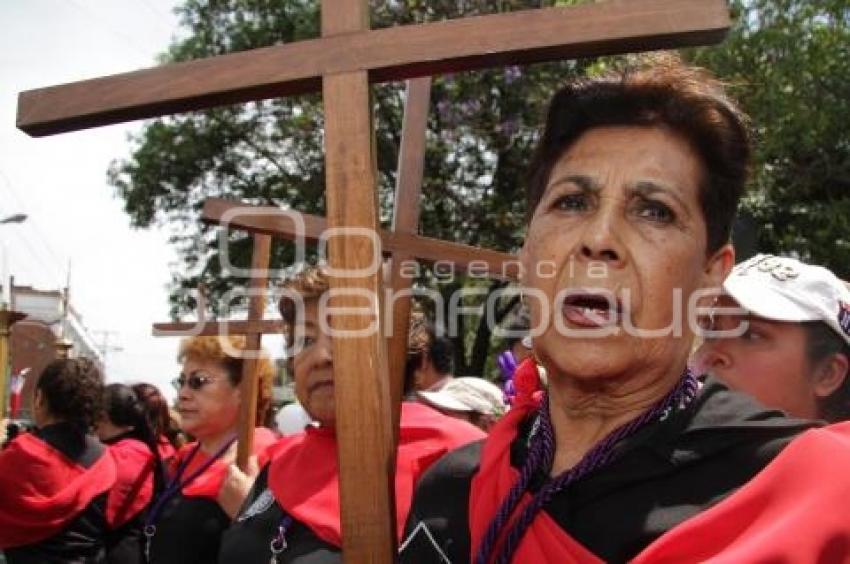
18, 0, 729, 135
235, 234, 271, 470
387, 77, 431, 429
201, 198, 521, 280
152, 319, 282, 337
322, 1, 396, 560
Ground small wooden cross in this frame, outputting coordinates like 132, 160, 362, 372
17, 2, 731, 559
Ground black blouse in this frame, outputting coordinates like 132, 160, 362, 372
219, 466, 341, 564
400, 377, 818, 563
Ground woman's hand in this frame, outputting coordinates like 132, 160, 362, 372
217, 455, 260, 519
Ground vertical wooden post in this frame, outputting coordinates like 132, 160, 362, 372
387, 78, 431, 429
235, 233, 272, 470
321, 1, 396, 561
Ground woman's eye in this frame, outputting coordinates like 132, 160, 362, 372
552, 193, 589, 212
635, 200, 675, 223
740, 327, 763, 342
301, 336, 317, 348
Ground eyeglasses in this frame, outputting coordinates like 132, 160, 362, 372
172, 372, 217, 391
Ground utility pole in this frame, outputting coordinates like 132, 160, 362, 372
92, 329, 123, 367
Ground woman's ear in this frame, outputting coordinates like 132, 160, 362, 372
813, 353, 850, 399
703, 243, 735, 289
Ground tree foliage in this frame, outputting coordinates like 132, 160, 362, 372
691, 0, 850, 275
109, 0, 592, 375
109, 0, 850, 376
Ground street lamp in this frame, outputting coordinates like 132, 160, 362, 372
0, 213, 27, 225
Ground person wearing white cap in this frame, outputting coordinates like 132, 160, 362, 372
417, 377, 508, 432
697, 254, 850, 421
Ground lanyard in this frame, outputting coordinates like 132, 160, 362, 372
143, 434, 237, 562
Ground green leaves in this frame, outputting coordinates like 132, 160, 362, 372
692, 0, 850, 274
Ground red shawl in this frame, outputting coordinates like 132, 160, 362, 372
0, 432, 116, 549
269, 401, 486, 547
469, 360, 850, 562
171, 427, 278, 499
105, 437, 155, 528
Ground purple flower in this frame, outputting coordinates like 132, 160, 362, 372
504, 66, 522, 84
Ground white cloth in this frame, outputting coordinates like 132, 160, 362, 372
275, 402, 312, 436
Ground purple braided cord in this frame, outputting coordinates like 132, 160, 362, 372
475, 371, 698, 564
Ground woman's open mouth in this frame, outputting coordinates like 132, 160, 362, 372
562, 291, 623, 328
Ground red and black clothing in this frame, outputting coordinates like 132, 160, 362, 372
0, 422, 116, 564
145, 427, 277, 564
219, 402, 486, 563
400, 377, 833, 563
101, 433, 157, 564
156, 435, 176, 466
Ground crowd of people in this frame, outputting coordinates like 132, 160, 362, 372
3, 54, 850, 563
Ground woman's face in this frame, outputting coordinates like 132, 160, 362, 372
292, 299, 336, 427
177, 356, 241, 440
696, 298, 820, 419
520, 125, 732, 382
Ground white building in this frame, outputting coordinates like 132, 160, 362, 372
10, 284, 103, 363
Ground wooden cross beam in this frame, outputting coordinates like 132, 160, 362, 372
385, 77, 430, 430
199, 199, 521, 279
18, 2, 731, 560
154, 76, 518, 459
155, 78, 447, 467
17, 0, 730, 136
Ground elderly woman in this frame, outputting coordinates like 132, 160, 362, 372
144, 335, 277, 564
400, 56, 850, 563
217, 266, 485, 563
0, 358, 115, 562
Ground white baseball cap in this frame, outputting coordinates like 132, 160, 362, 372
723, 254, 850, 346
417, 377, 507, 417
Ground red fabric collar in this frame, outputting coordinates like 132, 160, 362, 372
0, 432, 116, 549
105, 438, 155, 528
269, 401, 486, 548
469, 363, 850, 562
172, 427, 278, 500
469, 392, 604, 564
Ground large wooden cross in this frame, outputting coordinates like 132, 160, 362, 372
153, 76, 520, 461
17, 2, 730, 560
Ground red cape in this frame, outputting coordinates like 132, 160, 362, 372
171, 427, 278, 499
469, 361, 850, 562
269, 401, 486, 547
0, 432, 117, 549
105, 437, 155, 528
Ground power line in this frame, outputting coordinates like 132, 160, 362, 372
65, 0, 157, 60
0, 169, 67, 288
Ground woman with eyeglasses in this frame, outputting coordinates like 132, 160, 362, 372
144, 335, 278, 564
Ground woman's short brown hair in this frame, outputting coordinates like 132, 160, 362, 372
177, 335, 275, 426
278, 265, 330, 344
527, 53, 751, 254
